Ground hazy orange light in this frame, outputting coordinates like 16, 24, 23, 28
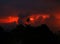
7, 16, 19, 24
52, 13, 60, 27
0, 16, 19, 24
42, 15, 50, 20
23, 14, 50, 26
42, 15, 47, 19
30, 17, 34, 21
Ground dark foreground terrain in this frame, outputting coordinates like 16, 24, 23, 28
0, 24, 59, 44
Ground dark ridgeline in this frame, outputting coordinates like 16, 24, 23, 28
12, 24, 25, 32
11, 24, 57, 44
23, 24, 57, 44
0, 26, 4, 32
0, 24, 57, 44
0, 26, 9, 44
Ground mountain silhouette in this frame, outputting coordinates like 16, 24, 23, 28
0, 24, 57, 44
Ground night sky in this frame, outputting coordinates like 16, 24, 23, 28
0, 0, 60, 17
0, 0, 60, 32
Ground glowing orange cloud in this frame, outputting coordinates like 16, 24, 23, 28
0, 16, 19, 24
23, 14, 50, 26
52, 13, 60, 27
30, 17, 34, 21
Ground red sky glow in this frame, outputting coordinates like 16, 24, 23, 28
0, 16, 19, 24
